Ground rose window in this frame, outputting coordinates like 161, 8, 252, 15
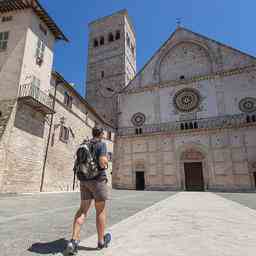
173, 88, 201, 112
131, 112, 146, 127
239, 97, 256, 113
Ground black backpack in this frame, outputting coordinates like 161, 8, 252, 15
74, 140, 100, 180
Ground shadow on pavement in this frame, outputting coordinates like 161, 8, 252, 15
78, 245, 99, 251
28, 238, 68, 254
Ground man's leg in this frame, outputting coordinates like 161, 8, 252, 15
72, 199, 92, 241
95, 200, 106, 244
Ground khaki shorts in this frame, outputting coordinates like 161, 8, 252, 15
80, 179, 109, 202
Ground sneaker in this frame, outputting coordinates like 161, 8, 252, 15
66, 239, 79, 255
97, 233, 111, 250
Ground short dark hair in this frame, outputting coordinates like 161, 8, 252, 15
92, 126, 104, 138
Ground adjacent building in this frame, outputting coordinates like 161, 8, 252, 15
0, 1, 113, 193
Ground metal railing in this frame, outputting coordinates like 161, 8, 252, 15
19, 83, 53, 110
118, 113, 256, 136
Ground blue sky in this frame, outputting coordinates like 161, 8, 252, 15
40, 0, 256, 96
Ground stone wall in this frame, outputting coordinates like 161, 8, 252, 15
113, 126, 256, 192
119, 68, 256, 127
43, 80, 114, 192
86, 10, 136, 126
0, 102, 48, 193
125, 27, 255, 91
0, 99, 16, 139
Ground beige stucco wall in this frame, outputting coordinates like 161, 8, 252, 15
0, 10, 30, 100
0, 9, 56, 192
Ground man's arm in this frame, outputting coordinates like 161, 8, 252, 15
99, 143, 108, 170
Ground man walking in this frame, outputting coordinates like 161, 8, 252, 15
66, 127, 111, 254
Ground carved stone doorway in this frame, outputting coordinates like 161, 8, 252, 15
184, 162, 204, 191
180, 147, 207, 191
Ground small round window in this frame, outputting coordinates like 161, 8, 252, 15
131, 112, 146, 127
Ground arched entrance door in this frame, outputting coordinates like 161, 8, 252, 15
184, 162, 204, 191
181, 149, 205, 191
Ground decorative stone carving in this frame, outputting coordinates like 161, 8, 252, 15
239, 97, 256, 113
180, 149, 204, 161
131, 112, 146, 127
118, 112, 255, 136
173, 88, 201, 112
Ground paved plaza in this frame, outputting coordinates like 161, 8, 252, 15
0, 190, 256, 256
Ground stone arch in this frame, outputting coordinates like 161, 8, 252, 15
154, 40, 217, 83
134, 160, 145, 171
177, 142, 209, 159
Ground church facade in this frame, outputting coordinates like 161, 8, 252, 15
112, 26, 256, 192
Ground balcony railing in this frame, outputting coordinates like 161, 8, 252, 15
18, 83, 54, 114
118, 113, 256, 136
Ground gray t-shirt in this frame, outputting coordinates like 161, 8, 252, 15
91, 139, 108, 179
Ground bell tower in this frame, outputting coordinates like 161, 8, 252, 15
85, 10, 136, 127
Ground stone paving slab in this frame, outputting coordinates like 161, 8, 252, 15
79, 192, 256, 256
0, 190, 174, 256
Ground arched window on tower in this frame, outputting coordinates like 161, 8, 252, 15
100, 36, 104, 45
93, 39, 98, 48
116, 30, 121, 40
131, 44, 135, 56
126, 33, 130, 47
108, 33, 114, 42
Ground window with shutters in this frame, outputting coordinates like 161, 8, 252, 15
35, 38, 45, 65
31, 76, 41, 100
0, 31, 9, 51
64, 92, 73, 109
39, 24, 47, 36
60, 126, 69, 143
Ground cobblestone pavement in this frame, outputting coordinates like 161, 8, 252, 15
0, 190, 175, 256
80, 192, 256, 256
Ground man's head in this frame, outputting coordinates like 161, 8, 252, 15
92, 126, 104, 139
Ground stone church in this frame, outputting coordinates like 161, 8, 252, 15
86, 10, 256, 192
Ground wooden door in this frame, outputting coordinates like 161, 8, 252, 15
184, 162, 204, 191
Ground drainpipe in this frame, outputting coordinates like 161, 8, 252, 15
40, 80, 61, 192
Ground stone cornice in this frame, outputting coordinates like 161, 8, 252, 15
122, 63, 256, 95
